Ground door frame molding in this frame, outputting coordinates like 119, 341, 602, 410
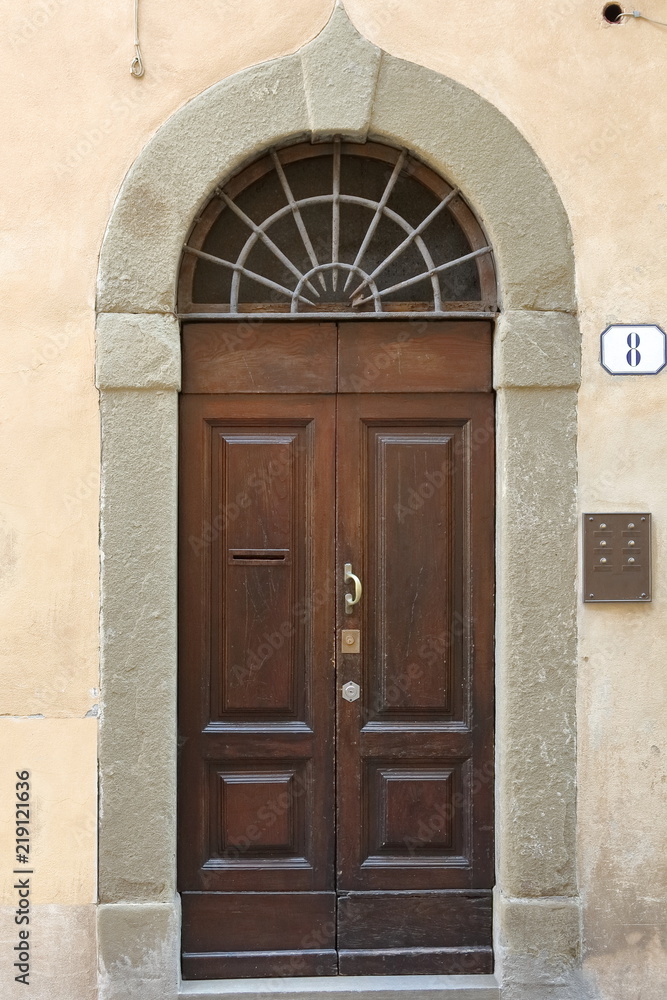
94, 5, 581, 998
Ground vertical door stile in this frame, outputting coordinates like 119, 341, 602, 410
335, 391, 362, 935
333, 385, 340, 973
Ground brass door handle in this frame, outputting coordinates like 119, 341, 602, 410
344, 562, 362, 614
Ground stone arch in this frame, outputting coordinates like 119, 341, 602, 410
95, 6, 581, 999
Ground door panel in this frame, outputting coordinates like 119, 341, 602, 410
214, 426, 308, 720
335, 393, 494, 972
369, 425, 464, 723
337, 321, 492, 393
181, 893, 337, 979
179, 394, 336, 978
182, 322, 338, 393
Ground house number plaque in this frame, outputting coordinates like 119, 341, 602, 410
583, 513, 651, 602
600, 325, 666, 375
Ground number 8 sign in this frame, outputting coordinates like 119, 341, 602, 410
601, 324, 667, 375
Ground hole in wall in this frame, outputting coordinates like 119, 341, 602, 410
603, 3, 625, 23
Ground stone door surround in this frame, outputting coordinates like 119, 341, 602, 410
95, 5, 581, 998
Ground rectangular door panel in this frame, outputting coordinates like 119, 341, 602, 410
212, 426, 308, 721
369, 425, 465, 724
337, 887, 493, 975
361, 758, 470, 867
337, 321, 492, 393
181, 892, 337, 979
337, 891, 492, 949
208, 760, 312, 864
179, 394, 336, 976
182, 322, 338, 393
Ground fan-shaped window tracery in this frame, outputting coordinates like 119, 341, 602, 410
178, 141, 497, 319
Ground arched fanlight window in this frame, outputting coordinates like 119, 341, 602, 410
179, 140, 497, 319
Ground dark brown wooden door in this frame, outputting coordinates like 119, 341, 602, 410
179, 322, 494, 980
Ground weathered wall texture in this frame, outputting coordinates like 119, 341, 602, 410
1, 1, 666, 998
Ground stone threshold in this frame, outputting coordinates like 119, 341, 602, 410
180, 974, 500, 1000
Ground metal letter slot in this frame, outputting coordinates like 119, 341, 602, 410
341, 629, 360, 653
582, 513, 651, 602
344, 563, 362, 614
342, 681, 360, 702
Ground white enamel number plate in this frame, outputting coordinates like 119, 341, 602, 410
601, 324, 666, 375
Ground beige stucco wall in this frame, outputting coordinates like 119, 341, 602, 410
1, 1, 666, 998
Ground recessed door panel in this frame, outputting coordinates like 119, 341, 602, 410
209, 761, 311, 861
369, 426, 465, 723
212, 428, 307, 720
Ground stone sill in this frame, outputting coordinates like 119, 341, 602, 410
180, 974, 500, 1000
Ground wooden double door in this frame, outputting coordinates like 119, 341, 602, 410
178, 321, 495, 979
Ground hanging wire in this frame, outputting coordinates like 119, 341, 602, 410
130, 0, 145, 78
618, 9, 667, 26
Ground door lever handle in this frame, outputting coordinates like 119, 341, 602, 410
344, 563, 362, 615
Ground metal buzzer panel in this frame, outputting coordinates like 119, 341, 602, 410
583, 513, 651, 603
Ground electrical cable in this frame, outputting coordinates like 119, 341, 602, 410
130, 0, 145, 78
618, 9, 667, 26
